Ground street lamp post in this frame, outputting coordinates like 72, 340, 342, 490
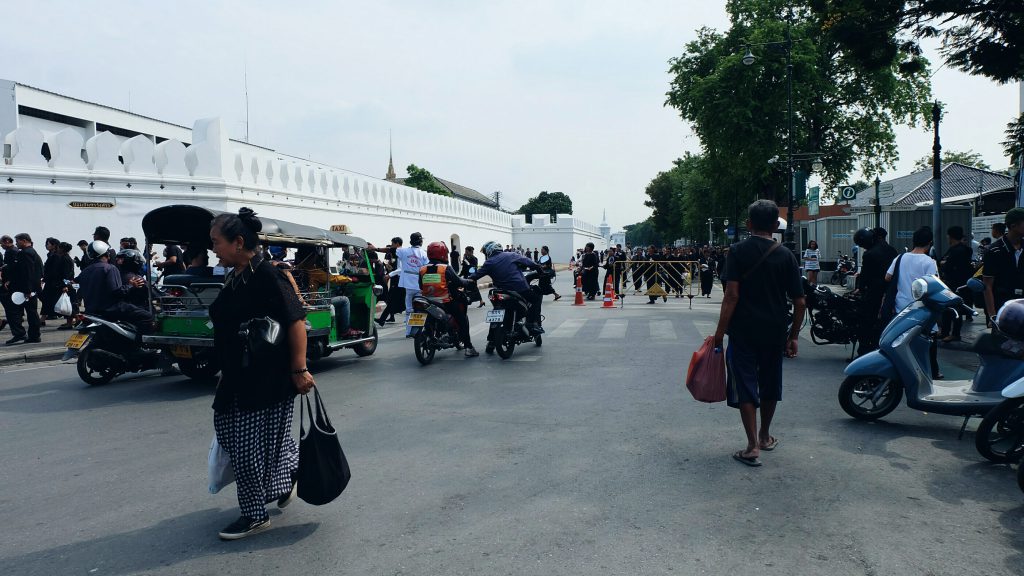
743, 9, 796, 251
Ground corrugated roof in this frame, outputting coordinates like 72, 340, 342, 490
848, 163, 1014, 208
393, 175, 496, 207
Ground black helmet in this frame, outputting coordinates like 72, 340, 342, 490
116, 248, 145, 274
996, 299, 1024, 341
854, 228, 875, 249
87, 240, 110, 260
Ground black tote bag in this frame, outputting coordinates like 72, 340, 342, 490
297, 387, 351, 505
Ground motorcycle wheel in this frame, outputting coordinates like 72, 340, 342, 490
1018, 461, 1024, 494
839, 274, 848, 288
838, 375, 903, 421
177, 355, 220, 381
354, 325, 378, 357
535, 334, 542, 347
414, 331, 435, 365
975, 397, 1024, 464
495, 328, 516, 359
77, 348, 117, 386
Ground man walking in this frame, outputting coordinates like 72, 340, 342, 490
6, 233, 44, 345
855, 227, 897, 355
0, 235, 18, 333
713, 200, 805, 467
396, 232, 428, 337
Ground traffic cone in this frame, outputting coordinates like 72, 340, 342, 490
602, 276, 615, 308
573, 274, 585, 306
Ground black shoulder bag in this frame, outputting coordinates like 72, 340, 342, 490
297, 386, 352, 505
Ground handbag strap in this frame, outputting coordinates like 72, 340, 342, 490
741, 241, 782, 282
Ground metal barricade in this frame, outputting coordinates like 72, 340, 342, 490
612, 260, 702, 308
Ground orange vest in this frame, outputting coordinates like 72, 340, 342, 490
419, 264, 450, 302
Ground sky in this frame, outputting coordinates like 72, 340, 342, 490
3, 1, 1020, 229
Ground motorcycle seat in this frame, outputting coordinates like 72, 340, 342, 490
973, 333, 1022, 359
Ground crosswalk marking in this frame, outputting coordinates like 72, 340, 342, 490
508, 356, 541, 362
599, 319, 628, 339
649, 320, 677, 340
549, 318, 586, 338
693, 321, 717, 339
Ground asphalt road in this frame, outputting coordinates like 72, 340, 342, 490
1, 276, 1022, 576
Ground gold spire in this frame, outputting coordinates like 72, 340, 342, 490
385, 130, 397, 181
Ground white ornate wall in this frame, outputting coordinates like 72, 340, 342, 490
0, 117, 604, 263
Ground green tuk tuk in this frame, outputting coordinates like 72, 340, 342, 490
140, 205, 381, 380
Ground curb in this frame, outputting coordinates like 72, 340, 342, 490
0, 346, 67, 367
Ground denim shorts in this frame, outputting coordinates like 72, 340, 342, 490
726, 336, 784, 408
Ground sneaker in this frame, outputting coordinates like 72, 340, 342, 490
218, 516, 270, 540
5, 336, 25, 345
553, 294, 562, 301
277, 481, 298, 509
465, 347, 479, 357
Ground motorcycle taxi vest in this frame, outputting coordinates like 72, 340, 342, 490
420, 264, 451, 303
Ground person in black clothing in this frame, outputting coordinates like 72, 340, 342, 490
373, 237, 406, 326
581, 243, 600, 299
208, 207, 311, 541
537, 246, 561, 300
6, 233, 44, 345
714, 200, 805, 467
56, 242, 77, 329
420, 242, 476, 357
461, 246, 485, 307
449, 244, 461, 276
645, 246, 667, 304
157, 243, 186, 276
938, 226, 975, 342
41, 238, 64, 321
983, 208, 1024, 328
0, 235, 18, 334
855, 227, 897, 355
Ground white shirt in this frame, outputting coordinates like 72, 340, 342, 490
802, 249, 820, 270
395, 245, 428, 290
886, 252, 937, 311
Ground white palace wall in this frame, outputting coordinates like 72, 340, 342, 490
0, 117, 606, 262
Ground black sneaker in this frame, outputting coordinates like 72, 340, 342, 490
218, 516, 270, 540
5, 336, 25, 345
277, 481, 297, 509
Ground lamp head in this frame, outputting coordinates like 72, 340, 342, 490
742, 47, 756, 66
811, 157, 824, 172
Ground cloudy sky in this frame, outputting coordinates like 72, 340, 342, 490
4, 1, 1019, 229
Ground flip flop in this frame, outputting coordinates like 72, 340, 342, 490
760, 437, 779, 451
732, 451, 762, 467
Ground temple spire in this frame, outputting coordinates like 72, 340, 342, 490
385, 130, 396, 181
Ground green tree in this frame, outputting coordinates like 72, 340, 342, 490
912, 149, 991, 172
643, 153, 712, 243
404, 164, 452, 197
1004, 114, 1024, 169
666, 0, 932, 207
516, 191, 573, 223
624, 219, 660, 247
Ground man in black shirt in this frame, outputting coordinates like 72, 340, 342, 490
939, 226, 975, 341
0, 235, 19, 334
6, 233, 44, 344
157, 244, 186, 276
983, 208, 1024, 327
714, 200, 805, 467
855, 227, 898, 354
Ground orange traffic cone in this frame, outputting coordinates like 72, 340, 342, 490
573, 274, 585, 306
602, 276, 615, 308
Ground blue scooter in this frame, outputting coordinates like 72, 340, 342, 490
840, 277, 1024, 432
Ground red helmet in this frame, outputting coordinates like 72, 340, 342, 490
426, 241, 449, 262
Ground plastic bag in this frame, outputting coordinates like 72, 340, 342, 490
208, 435, 235, 494
54, 292, 73, 316
685, 336, 727, 403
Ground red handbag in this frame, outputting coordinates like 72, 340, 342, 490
686, 336, 727, 403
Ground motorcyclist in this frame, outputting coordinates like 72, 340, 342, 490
420, 242, 477, 357
77, 241, 152, 334
115, 249, 151, 309
470, 240, 547, 335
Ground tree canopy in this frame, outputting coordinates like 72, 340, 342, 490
624, 219, 661, 248
912, 149, 991, 171
404, 164, 452, 197
516, 191, 573, 223
665, 0, 933, 215
643, 153, 712, 244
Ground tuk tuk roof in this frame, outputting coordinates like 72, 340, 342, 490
141, 205, 367, 249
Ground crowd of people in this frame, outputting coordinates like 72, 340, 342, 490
569, 242, 727, 302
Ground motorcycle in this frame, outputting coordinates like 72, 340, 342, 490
804, 278, 860, 353
839, 276, 1024, 431
484, 268, 553, 359
975, 372, 1024, 465
408, 295, 465, 365
829, 252, 853, 287
63, 314, 166, 386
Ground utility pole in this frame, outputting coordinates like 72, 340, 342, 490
492, 190, 502, 210
932, 102, 942, 258
784, 10, 795, 252
874, 176, 881, 229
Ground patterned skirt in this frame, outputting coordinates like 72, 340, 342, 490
214, 396, 299, 521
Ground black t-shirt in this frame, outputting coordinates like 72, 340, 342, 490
983, 236, 1024, 308
722, 237, 803, 344
163, 245, 186, 275
941, 242, 974, 286
210, 257, 306, 412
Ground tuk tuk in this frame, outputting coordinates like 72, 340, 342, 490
140, 205, 381, 380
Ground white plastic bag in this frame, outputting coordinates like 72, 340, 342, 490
54, 292, 73, 316
208, 435, 235, 494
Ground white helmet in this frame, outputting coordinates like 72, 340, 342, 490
87, 240, 110, 260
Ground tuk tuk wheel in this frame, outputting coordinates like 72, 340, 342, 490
177, 356, 220, 381
353, 325, 378, 357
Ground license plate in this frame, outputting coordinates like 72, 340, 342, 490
485, 309, 506, 323
171, 345, 193, 359
65, 333, 89, 349
408, 313, 427, 327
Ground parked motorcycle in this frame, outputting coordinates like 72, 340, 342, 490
409, 295, 465, 365
484, 269, 553, 359
976, 374, 1024, 464
829, 252, 854, 287
63, 314, 167, 386
804, 278, 860, 352
839, 277, 1024, 431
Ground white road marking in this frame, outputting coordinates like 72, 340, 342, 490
649, 320, 677, 340
507, 356, 541, 362
693, 321, 717, 339
599, 319, 628, 339
549, 318, 586, 338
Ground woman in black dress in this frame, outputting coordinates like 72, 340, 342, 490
581, 242, 600, 300
41, 237, 66, 322
208, 208, 313, 540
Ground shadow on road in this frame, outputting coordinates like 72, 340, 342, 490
1, 508, 319, 575
0, 371, 215, 414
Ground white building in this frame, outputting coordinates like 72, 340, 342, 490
0, 80, 605, 262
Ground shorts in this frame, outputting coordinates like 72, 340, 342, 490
726, 336, 784, 408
